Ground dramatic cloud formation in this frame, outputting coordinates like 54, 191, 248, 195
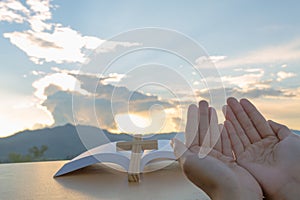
1, 0, 140, 64
31, 68, 182, 134
1, 0, 300, 136
4, 27, 141, 64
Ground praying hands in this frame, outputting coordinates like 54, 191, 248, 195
172, 97, 300, 200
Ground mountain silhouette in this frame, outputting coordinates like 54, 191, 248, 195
0, 124, 179, 162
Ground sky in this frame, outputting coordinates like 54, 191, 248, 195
0, 0, 300, 137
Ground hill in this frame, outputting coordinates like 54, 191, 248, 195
0, 124, 178, 163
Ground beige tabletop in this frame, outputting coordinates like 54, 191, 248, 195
0, 160, 210, 200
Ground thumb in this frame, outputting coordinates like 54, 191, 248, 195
171, 138, 191, 159
268, 120, 291, 140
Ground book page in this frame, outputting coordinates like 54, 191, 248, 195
140, 140, 176, 172
55, 142, 131, 176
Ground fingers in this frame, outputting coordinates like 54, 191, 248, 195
185, 101, 224, 158
199, 100, 209, 147
213, 124, 222, 152
185, 104, 199, 148
268, 120, 291, 140
223, 104, 252, 146
224, 120, 244, 157
209, 107, 220, 148
220, 124, 233, 158
240, 98, 274, 138
227, 97, 261, 143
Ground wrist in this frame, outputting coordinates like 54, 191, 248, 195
210, 187, 242, 200
268, 179, 300, 200
211, 183, 262, 200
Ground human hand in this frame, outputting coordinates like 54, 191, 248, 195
224, 97, 300, 199
172, 101, 263, 200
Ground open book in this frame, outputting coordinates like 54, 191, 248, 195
54, 140, 176, 177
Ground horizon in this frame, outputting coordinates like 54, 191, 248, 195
0, 122, 184, 139
1, 1, 300, 137
1, 122, 300, 140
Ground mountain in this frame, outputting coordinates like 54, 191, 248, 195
0, 124, 179, 163
0, 124, 299, 163
293, 130, 300, 135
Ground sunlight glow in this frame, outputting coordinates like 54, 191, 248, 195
0, 95, 54, 138
115, 113, 151, 134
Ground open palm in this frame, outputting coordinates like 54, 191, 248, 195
224, 97, 300, 199
172, 101, 262, 200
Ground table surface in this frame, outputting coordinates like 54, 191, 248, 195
0, 160, 210, 200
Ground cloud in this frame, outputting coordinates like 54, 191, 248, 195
43, 85, 175, 133
0, 94, 54, 137
4, 25, 141, 64
30, 69, 181, 133
3, 26, 97, 64
194, 55, 227, 69
234, 68, 265, 73
281, 64, 288, 68
32, 72, 91, 101
26, 0, 51, 14
195, 67, 298, 100
212, 39, 300, 68
26, 0, 53, 32
276, 71, 297, 82
0, 0, 30, 23
100, 73, 126, 85
195, 56, 227, 64
197, 86, 296, 100
38, 69, 299, 133
51, 67, 127, 88
0, 0, 52, 31
220, 68, 266, 90
31, 70, 45, 76
2, 0, 140, 64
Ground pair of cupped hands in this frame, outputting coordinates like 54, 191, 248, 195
171, 97, 300, 200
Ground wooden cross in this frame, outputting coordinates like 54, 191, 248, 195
116, 135, 158, 182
